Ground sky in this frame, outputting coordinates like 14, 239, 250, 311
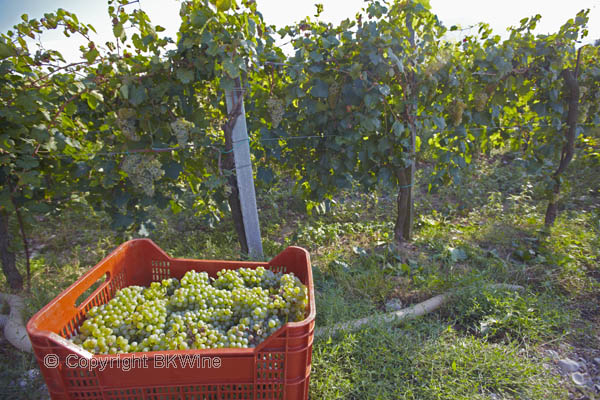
1, 0, 599, 62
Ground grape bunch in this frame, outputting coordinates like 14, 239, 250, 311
117, 108, 140, 142
424, 50, 451, 80
266, 97, 284, 128
474, 92, 489, 112
578, 104, 589, 124
170, 118, 194, 148
70, 267, 309, 354
328, 82, 340, 109
121, 154, 165, 197
450, 99, 466, 127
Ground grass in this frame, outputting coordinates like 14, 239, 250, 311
312, 323, 566, 399
0, 149, 598, 399
448, 286, 572, 344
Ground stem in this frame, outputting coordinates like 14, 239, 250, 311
27, 61, 89, 87
13, 205, 31, 292
8, 180, 30, 291
394, 169, 411, 243
405, 103, 417, 241
0, 209, 23, 291
392, 14, 418, 243
49, 90, 90, 128
544, 48, 582, 226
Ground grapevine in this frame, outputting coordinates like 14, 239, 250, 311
70, 267, 308, 354
1, 0, 598, 292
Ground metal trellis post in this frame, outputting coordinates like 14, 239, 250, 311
225, 83, 264, 258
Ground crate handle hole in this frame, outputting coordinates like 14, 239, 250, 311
75, 272, 110, 309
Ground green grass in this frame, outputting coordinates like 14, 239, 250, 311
0, 150, 598, 399
448, 286, 572, 344
312, 323, 566, 399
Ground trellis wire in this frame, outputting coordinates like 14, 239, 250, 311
28, 121, 598, 162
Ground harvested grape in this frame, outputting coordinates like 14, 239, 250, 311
71, 267, 308, 354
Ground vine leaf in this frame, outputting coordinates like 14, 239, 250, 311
163, 161, 183, 180
392, 120, 405, 137
176, 69, 194, 84
387, 48, 404, 73
311, 79, 329, 98
257, 166, 275, 184
120, 84, 129, 99
113, 23, 125, 40
129, 85, 147, 106
0, 42, 16, 59
84, 48, 99, 63
223, 59, 240, 79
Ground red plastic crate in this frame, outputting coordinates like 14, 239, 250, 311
26, 239, 315, 400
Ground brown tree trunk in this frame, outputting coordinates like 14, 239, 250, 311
545, 50, 581, 226
223, 154, 248, 254
394, 168, 412, 243
223, 81, 249, 254
393, 16, 417, 245
394, 97, 417, 244
405, 116, 416, 241
13, 202, 31, 290
227, 184, 249, 254
0, 209, 23, 291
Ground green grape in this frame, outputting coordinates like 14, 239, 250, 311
450, 99, 466, 127
170, 118, 194, 148
474, 92, 488, 112
121, 154, 165, 197
578, 104, 589, 123
117, 108, 140, 141
266, 97, 284, 128
328, 82, 340, 109
71, 266, 308, 354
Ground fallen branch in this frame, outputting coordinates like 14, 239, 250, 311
315, 283, 524, 338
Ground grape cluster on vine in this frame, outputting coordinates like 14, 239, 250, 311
578, 86, 590, 123
170, 118, 194, 148
121, 154, 165, 197
70, 267, 308, 354
328, 82, 340, 109
424, 49, 451, 78
450, 99, 467, 126
474, 92, 489, 112
117, 108, 140, 142
266, 97, 284, 128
